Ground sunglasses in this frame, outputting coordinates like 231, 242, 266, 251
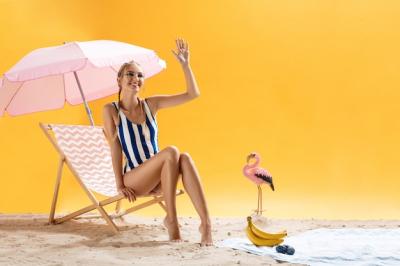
125, 71, 144, 78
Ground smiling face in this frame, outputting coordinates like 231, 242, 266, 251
117, 62, 145, 93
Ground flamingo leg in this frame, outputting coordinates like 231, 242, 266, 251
256, 185, 262, 215
257, 186, 260, 215
255, 185, 259, 215
259, 185, 262, 215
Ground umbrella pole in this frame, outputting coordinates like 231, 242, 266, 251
73, 71, 95, 126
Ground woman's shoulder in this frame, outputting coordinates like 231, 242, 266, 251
143, 97, 158, 117
103, 102, 118, 112
103, 102, 119, 123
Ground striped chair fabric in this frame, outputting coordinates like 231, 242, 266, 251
52, 124, 118, 196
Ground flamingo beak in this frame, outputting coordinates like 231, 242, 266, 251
270, 183, 275, 191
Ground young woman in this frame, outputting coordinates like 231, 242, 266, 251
103, 38, 212, 246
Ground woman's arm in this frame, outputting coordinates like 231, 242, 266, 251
147, 38, 199, 114
103, 105, 136, 201
103, 104, 124, 188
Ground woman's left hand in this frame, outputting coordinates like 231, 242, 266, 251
172, 38, 190, 66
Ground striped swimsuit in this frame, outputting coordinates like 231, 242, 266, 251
112, 100, 159, 174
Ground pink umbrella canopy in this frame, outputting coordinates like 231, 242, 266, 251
0, 40, 166, 119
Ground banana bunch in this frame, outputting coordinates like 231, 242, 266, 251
245, 216, 287, 247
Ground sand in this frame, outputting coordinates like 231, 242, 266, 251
0, 214, 399, 266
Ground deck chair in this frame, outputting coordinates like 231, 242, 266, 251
39, 123, 184, 234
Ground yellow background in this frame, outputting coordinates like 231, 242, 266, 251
0, 0, 399, 219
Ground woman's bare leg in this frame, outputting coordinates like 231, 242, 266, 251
123, 146, 181, 240
179, 153, 213, 246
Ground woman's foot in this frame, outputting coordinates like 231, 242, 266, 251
163, 217, 182, 242
199, 223, 213, 246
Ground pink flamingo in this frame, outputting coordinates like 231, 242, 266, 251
243, 152, 275, 215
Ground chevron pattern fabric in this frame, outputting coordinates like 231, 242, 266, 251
52, 124, 118, 197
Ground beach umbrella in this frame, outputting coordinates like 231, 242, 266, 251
0, 40, 166, 125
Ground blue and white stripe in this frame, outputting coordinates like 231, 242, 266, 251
113, 100, 159, 174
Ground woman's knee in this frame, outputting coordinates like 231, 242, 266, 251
162, 145, 180, 163
179, 152, 193, 165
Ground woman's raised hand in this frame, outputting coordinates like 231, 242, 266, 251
172, 38, 189, 66
118, 186, 137, 202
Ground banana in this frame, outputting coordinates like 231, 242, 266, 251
247, 216, 287, 240
245, 226, 284, 247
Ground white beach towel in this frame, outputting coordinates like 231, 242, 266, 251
217, 228, 400, 266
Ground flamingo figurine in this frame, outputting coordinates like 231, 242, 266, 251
242, 152, 275, 215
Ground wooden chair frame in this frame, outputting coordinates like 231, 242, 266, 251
39, 122, 184, 234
